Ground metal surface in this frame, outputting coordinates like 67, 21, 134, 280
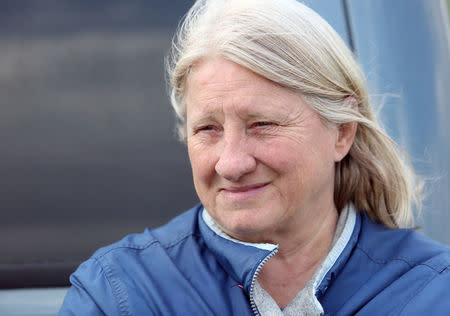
0, 288, 68, 316
347, 0, 450, 244
302, 0, 350, 44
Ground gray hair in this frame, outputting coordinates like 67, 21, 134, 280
166, 0, 422, 228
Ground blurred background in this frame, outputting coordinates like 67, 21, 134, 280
0, 0, 449, 298
0, 0, 197, 289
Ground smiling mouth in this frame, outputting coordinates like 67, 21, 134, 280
220, 182, 269, 201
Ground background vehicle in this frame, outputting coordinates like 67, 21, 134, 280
1, 0, 449, 315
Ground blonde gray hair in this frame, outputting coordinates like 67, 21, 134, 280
166, 0, 422, 228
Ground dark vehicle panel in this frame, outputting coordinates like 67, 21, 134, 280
0, 0, 195, 289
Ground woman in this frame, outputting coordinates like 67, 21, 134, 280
59, 0, 450, 315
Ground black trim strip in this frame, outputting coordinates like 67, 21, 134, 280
0, 262, 77, 289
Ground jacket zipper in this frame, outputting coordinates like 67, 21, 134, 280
249, 248, 279, 316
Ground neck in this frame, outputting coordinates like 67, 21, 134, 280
257, 204, 338, 307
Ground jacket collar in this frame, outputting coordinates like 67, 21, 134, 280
316, 208, 361, 299
197, 204, 362, 298
197, 207, 276, 293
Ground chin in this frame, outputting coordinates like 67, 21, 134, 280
217, 209, 276, 242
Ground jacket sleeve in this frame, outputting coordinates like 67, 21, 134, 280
398, 266, 450, 315
58, 258, 122, 316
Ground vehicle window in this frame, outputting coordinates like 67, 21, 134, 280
0, 0, 196, 289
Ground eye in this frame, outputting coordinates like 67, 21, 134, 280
251, 121, 275, 128
193, 125, 218, 135
198, 125, 214, 131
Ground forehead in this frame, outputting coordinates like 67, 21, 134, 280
185, 57, 304, 116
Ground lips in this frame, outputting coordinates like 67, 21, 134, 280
220, 182, 269, 201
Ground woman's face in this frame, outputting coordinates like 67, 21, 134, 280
186, 57, 345, 243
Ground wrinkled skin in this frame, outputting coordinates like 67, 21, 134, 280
186, 57, 354, 244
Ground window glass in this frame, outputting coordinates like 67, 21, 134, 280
0, 0, 196, 288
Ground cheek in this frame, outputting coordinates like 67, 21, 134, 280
187, 142, 216, 186
253, 137, 304, 173
255, 134, 334, 186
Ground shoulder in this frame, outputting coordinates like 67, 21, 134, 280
322, 212, 450, 315
353, 213, 450, 315
357, 213, 450, 272
88, 204, 205, 277
60, 204, 206, 315
91, 204, 202, 260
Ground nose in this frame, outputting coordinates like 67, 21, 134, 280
215, 132, 257, 182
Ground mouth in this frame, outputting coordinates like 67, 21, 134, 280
220, 182, 270, 201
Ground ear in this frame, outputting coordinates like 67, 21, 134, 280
333, 97, 358, 162
334, 121, 357, 162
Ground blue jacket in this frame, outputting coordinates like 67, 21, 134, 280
59, 204, 450, 315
